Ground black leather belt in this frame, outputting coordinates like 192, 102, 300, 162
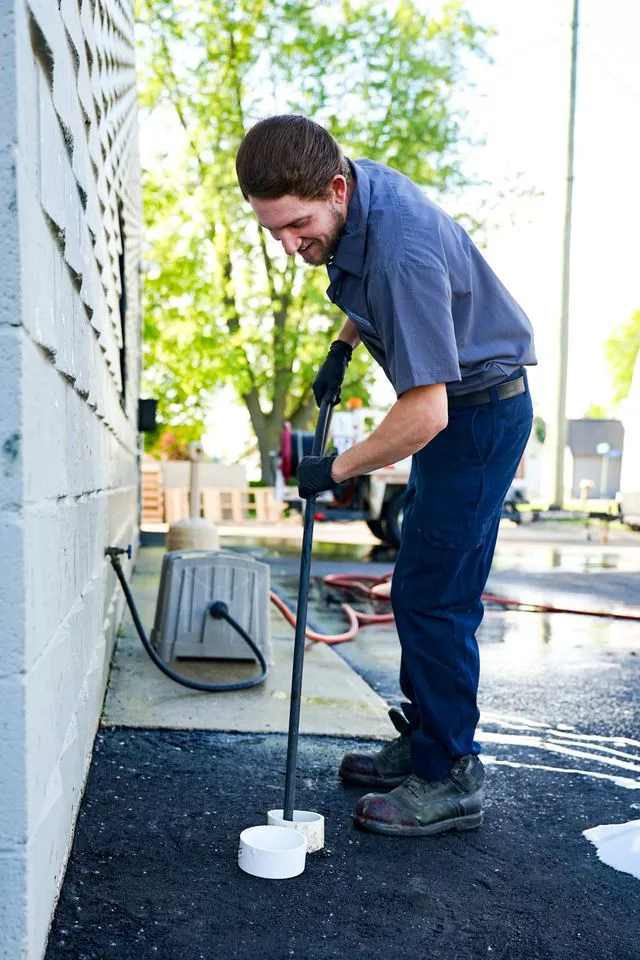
448, 375, 526, 408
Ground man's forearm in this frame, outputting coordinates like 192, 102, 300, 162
331, 383, 448, 483
336, 318, 361, 350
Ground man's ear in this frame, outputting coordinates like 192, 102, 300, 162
330, 175, 348, 205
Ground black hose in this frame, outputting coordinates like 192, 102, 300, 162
107, 549, 269, 692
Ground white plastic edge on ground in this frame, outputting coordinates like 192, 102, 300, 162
583, 819, 640, 880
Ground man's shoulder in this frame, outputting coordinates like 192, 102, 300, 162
354, 161, 452, 272
354, 158, 421, 202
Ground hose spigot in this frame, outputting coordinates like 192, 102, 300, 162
105, 544, 132, 561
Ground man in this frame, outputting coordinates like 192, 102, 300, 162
236, 115, 535, 837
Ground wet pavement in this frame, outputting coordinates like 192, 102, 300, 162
265, 539, 640, 807
258, 533, 640, 745
44, 527, 640, 959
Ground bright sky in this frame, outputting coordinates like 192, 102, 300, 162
370, 0, 640, 422
140, 0, 640, 459
455, 0, 640, 421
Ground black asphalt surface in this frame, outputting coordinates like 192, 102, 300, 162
46, 729, 639, 960
45, 535, 640, 960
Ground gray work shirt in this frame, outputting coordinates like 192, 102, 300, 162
326, 160, 537, 397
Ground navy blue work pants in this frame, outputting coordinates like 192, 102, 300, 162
390, 371, 533, 781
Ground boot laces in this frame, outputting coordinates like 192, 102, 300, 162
402, 774, 430, 798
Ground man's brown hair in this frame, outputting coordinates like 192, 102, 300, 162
236, 115, 351, 201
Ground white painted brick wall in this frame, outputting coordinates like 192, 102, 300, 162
0, 1, 142, 957
0, 2, 29, 957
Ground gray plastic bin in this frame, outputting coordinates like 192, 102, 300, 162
150, 550, 271, 663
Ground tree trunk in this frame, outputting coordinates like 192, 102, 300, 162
289, 395, 318, 432
253, 418, 283, 486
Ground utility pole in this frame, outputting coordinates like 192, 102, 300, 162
549, 0, 580, 508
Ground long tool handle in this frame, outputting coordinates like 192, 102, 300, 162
283, 398, 333, 820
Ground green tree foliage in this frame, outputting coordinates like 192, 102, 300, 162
533, 415, 546, 445
136, 0, 489, 480
605, 310, 640, 405
583, 404, 610, 420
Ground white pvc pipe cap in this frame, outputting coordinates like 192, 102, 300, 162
238, 824, 307, 879
267, 809, 325, 853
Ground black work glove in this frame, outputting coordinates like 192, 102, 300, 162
297, 454, 338, 499
312, 340, 353, 407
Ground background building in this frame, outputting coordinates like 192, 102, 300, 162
566, 419, 624, 499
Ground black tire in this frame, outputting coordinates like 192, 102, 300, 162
382, 490, 406, 548
366, 519, 388, 541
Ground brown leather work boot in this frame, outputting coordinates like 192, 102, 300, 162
354, 754, 485, 836
339, 708, 413, 787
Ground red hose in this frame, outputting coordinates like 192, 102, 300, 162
481, 593, 640, 622
270, 590, 361, 645
270, 572, 640, 645
269, 572, 394, 645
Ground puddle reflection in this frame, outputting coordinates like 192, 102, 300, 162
491, 546, 633, 573
476, 609, 639, 674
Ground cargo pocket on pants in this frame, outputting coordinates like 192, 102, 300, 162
422, 514, 488, 551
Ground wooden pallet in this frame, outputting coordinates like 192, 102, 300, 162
201, 488, 283, 524
141, 462, 164, 523
141, 464, 285, 526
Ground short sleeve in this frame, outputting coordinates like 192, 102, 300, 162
366, 257, 461, 395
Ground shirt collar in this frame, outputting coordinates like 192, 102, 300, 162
328, 160, 370, 278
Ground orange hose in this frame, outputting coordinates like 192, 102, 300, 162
270, 573, 395, 645
481, 593, 640, 622
323, 573, 392, 587
269, 571, 394, 645
269, 591, 360, 644
270, 572, 640, 646
352, 610, 395, 624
